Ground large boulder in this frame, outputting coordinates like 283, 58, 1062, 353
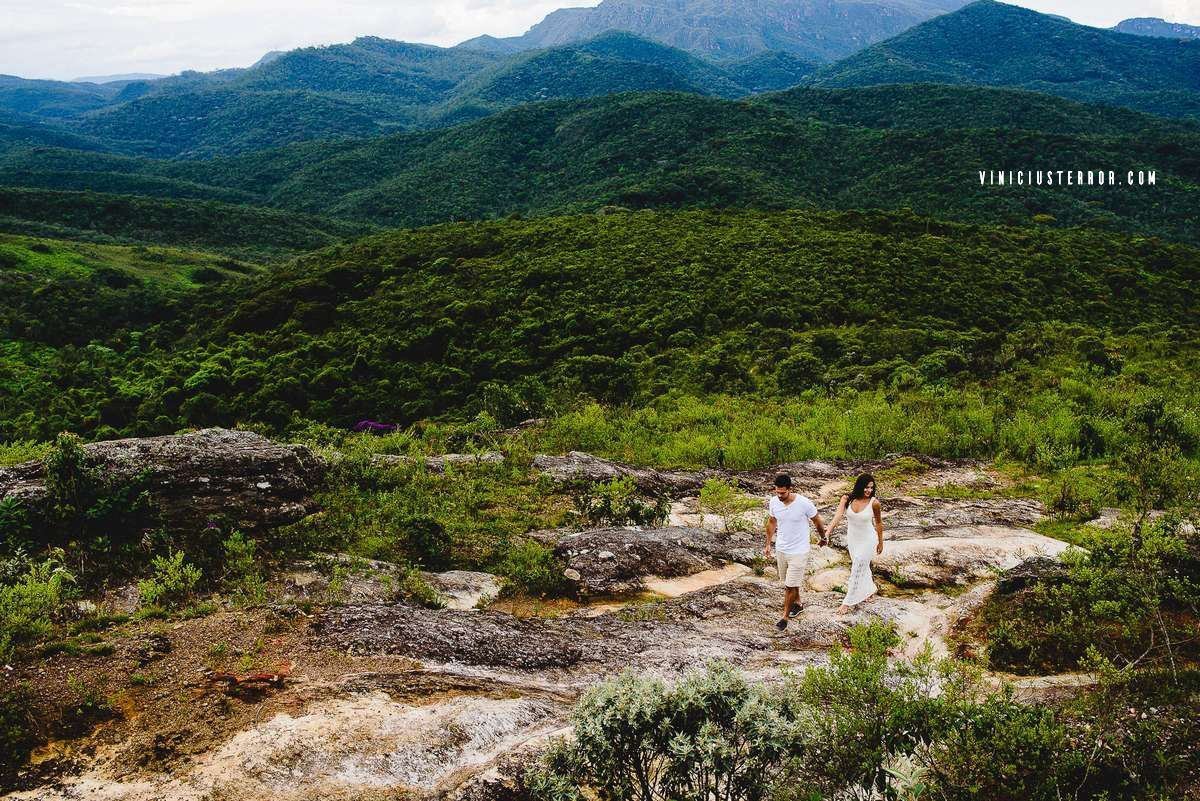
532, 526, 763, 596
996, 555, 1072, 594
532, 452, 713, 495
0, 428, 326, 533
531, 452, 851, 497
319, 604, 590, 669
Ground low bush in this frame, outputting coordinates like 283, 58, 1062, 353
528, 622, 1196, 801
571, 476, 668, 528
221, 530, 266, 606
137, 550, 201, 609
527, 661, 788, 801
984, 516, 1200, 673
0, 685, 37, 786
499, 540, 566, 599
698, 478, 761, 533
0, 551, 74, 662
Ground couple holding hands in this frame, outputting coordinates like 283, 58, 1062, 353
763, 472, 884, 631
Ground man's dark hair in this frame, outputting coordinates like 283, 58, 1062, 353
774, 473, 792, 488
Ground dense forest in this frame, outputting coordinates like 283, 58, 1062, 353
3, 207, 1197, 442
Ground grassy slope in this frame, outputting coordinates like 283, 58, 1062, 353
0, 233, 262, 287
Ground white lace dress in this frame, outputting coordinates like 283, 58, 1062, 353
843, 501, 878, 606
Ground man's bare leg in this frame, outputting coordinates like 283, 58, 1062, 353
781, 586, 798, 622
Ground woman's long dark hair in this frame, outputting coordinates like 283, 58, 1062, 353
848, 473, 877, 501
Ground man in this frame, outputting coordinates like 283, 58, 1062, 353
763, 473, 827, 631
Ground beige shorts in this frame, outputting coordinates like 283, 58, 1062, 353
776, 551, 809, 589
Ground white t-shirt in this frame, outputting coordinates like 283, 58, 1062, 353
769, 494, 819, 554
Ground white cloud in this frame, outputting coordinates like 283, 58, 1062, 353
1, 0, 1195, 82
1003, 0, 1199, 27
2, 0, 595, 80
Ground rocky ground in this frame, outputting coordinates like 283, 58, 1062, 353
2, 432, 1091, 801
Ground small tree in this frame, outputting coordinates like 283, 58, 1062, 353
1116, 397, 1196, 548
698, 478, 760, 534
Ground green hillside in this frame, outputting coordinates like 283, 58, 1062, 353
2, 87, 1196, 245
0, 76, 119, 119
0, 232, 261, 286
0, 233, 263, 359
726, 52, 819, 92
811, 0, 1200, 119
78, 90, 388, 158
763, 84, 1200, 137
173, 91, 1200, 243
3, 208, 1197, 441
0, 188, 376, 259
437, 32, 747, 123
14, 33, 812, 158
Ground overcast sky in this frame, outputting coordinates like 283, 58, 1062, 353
3, 0, 1199, 82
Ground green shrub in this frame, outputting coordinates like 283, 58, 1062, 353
1063, 662, 1200, 799
499, 539, 566, 599
0, 440, 51, 467
221, 530, 267, 606
0, 551, 74, 662
396, 566, 446, 609
137, 550, 202, 609
0, 500, 32, 556
527, 661, 790, 801
36, 432, 162, 583
400, 514, 451, 570
777, 622, 942, 796
572, 476, 668, 528
984, 516, 1200, 673
0, 685, 37, 785
915, 696, 1072, 801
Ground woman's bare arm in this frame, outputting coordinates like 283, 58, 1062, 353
873, 497, 884, 553
826, 496, 849, 544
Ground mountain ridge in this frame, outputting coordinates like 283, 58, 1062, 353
810, 0, 1200, 119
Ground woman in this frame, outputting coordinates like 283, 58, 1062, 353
826, 473, 884, 613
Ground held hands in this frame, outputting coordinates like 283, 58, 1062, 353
876, 541, 884, 554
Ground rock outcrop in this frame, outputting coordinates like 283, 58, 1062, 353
0, 428, 326, 532
9, 448, 1093, 801
530, 526, 763, 596
372, 452, 506, 472
425, 570, 502, 610
532, 451, 715, 495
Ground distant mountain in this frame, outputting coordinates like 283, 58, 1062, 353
437, 32, 749, 125
456, 35, 530, 55
0, 75, 120, 118
13, 33, 818, 157
73, 73, 168, 84
1113, 18, 1200, 40
5, 85, 1196, 245
460, 0, 970, 62
250, 51, 286, 68
810, 1, 1200, 119
725, 51, 819, 92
